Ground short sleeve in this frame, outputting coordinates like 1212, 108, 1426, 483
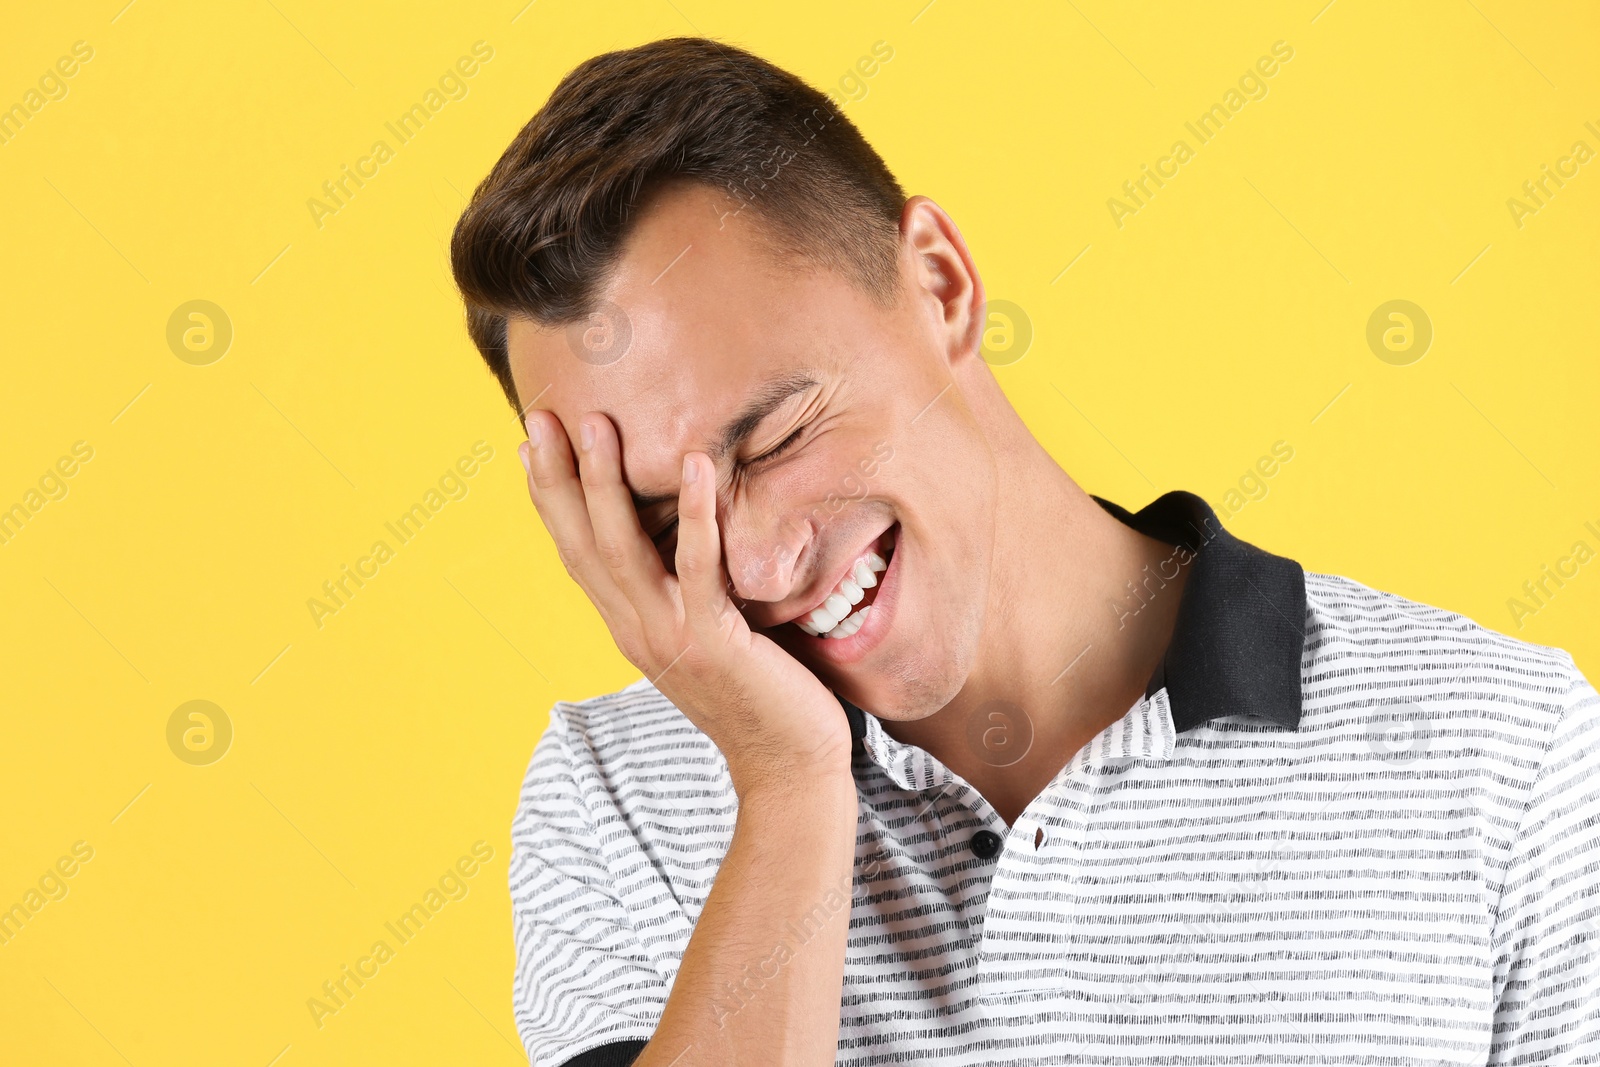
1487, 657, 1600, 1064
511, 710, 667, 1067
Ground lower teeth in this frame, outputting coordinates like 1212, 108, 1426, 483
823, 605, 870, 639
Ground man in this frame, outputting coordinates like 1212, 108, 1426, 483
450, 36, 1600, 1067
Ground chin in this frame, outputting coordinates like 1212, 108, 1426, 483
826, 624, 971, 722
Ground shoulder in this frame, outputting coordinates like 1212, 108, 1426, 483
1301, 568, 1579, 676
1299, 569, 1587, 765
514, 679, 740, 919
543, 676, 691, 751
521, 677, 734, 810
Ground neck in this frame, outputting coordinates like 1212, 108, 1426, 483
881, 376, 1189, 826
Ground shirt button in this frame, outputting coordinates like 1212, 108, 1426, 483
970, 829, 1002, 859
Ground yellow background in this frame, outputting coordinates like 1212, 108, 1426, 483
2, 1, 1596, 1062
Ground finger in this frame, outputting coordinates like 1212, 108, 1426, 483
523, 409, 638, 627
573, 412, 672, 608
675, 451, 737, 640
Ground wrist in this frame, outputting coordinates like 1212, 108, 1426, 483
729, 726, 855, 799
733, 758, 857, 816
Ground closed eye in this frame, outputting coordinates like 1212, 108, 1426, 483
652, 428, 806, 546
756, 426, 805, 463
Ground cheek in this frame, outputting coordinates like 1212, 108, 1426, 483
904, 416, 999, 565
721, 442, 854, 557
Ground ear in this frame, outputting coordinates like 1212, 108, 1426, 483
900, 195, 986, 369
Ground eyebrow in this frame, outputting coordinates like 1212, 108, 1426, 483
629, 371, 820, 512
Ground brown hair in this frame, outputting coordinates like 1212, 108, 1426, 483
449, 36, 907, 415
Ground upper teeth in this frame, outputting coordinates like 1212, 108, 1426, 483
796, 551, 887, 638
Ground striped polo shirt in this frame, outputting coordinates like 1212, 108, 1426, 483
509, 490, 1600, 1066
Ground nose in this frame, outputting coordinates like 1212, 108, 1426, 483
720, 505, 810, 605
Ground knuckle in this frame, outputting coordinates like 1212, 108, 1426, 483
595, 536, 630, 570
613, 623, 653, 669
642, 642, 676, 675
616, 637, 647, 669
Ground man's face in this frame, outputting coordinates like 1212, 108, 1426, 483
507, 182, 999, 719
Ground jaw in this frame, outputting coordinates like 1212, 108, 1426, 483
823, 515, 997, 725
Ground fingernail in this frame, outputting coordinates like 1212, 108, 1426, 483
683, 454, 699, 485
579, 421, 595, 452
527, 418, 542, 449
518, 441, 532, 476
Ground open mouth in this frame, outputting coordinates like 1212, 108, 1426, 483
793, 525, 897, 639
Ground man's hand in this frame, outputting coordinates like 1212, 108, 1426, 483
519, 409, 855, 798
521, 408, 859, 1065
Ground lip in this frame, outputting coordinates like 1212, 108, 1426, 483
799, 524, 900, 665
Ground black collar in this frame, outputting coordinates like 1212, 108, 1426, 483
839, 489, 1305, 750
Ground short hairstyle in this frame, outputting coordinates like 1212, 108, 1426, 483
449, 36, 908, 415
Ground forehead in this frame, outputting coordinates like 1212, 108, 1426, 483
506, 184, 860, 467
